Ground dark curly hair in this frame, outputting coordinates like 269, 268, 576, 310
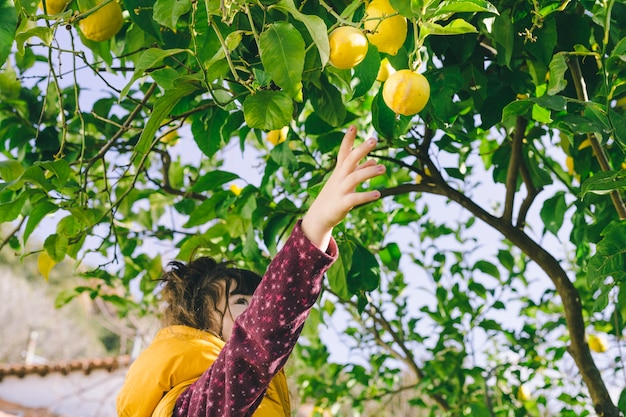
159, 257, 262, 338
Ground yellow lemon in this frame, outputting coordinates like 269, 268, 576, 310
160, 130, 179, 145
267, 126, 289, 145
578, 138, 592, 150
517, 385, 531, 402
565, 156, 574, 175
364, 0, 407, 56
39, 0, 70, 14
376, 57, 396, 82
382, 70, 430, 116
588, 334, 608, 353
79, 0, 124, 42
621, 161, 626, 170
230, 184, 243, 196
328, 26, 368, 69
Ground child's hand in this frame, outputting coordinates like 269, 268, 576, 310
301, 125, 385, 251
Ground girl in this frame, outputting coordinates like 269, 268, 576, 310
116, 127, 385, 416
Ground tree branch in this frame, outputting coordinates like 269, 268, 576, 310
568, 56, 626, 221
503, 116, 528, 223
330, 290, 451, 411
380, 175, 619, 417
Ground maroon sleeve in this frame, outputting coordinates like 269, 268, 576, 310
173, 220, 338, 417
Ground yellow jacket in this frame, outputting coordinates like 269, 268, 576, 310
116, 325, 290, 417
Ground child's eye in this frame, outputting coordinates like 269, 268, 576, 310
234, 297, 249, 306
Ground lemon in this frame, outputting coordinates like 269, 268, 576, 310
230, 184, 243, 196
588, 334, 608, 353
364, 0, 407, 56
565, 156, 574, 175
160, 130, 179, 145
376, 57, 395, 82
382, 70, 430, 116
79, 0, 124, 42
39, 0, 70, 14
328, 26, 369, 69
517, 385, 531, 402
267, 126, 289, 145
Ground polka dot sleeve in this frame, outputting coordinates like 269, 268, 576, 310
174, 220, 338, 417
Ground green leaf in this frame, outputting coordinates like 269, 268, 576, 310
0, 0, 16, 67
154, 0, 191, 31
120, 48, 189, 99
421, 19, 477, 38
36, 159, 71, 188
24, 201, 58, 244
619, 388, 626, 413
243, 90, 293, 130
492, 9, 514, 67
379, 242, 401, 270
125, 0, 162, 40
352, 45, 380, 100
389, 0, 422, 18
134, 80, 199, 155
347, 237, 380, 294
372, 88, 395, 140
269, 141, 297, 171
44, 233, 68, 263
433, 0, 499, 18
327, 237, 355, 299
191, 170, 239, 192
473, 260, 500, 279
259, 22, 305, 99
14, 20, 53, 55
547, 53, 568, 95
531, 95, 567, 112
184, 198, 219, 228
310, 77, 346, 127
0, 192, 27, 222
587, 221, 626, 288
0, 159, 25, 182
581, 170, 626, 197
540, 191, 567, 236
501, 100, 533, 123
192, 107, 229, 158
271, 0, 329, 66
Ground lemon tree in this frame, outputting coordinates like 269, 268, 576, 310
1, 0, 626, 415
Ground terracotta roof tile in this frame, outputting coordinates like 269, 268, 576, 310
0, 355, 131, 382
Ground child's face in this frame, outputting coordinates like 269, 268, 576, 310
215, 280, 253, 341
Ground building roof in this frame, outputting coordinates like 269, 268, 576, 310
0, 355, 131, 382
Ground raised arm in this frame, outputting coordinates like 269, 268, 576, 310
302, 125, 385, 251
174, 126, 385, 417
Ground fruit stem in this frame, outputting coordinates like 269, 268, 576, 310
71, 0, 113, 22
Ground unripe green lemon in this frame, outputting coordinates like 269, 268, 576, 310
382, 70, 430, 116
328, 26, 368, 69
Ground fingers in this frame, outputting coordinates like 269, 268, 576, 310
349, 162, 385, 187
347, 189, 382, 207
338, 126, 377, 169
337, 125, 357, 163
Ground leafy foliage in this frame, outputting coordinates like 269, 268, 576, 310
1, 0, 626, 415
